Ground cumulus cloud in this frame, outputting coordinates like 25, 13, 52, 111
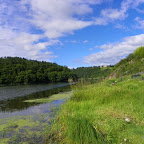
26, 0, 103, 38
84, 34, 144, 66
0, 0, 144, 63
0, 0, 104, 60
121, 0, 144, 12
94, 9, 126, 25
94, 0, 144, 26
0, 27, 58, 61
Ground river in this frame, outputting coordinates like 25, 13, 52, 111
0, 83, 73, 143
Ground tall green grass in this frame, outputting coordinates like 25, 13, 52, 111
50, 79, 144, 144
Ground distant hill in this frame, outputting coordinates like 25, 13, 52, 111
0, 57, 77, 85
73, 47, 144, 80
110, 46, 144, 78
73, 66, 113, 80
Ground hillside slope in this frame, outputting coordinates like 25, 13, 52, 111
110, 47, 144, 78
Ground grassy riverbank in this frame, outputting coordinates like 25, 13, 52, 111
51, 78, 144, 144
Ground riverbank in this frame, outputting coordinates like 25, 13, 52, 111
50, 78, 144, 144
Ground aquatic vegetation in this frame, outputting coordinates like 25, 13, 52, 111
24, 91, 72, 103
0, 114, 53, 144
0, 85, 72, 143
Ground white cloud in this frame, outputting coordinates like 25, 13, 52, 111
0, 0, 144, 63
94, 17, 108, 25
132, 0, 144, 7
84, 34, 144, 66
28, 0, 103, 38
0, 0, 104, 61
115, 24, 128, 30
121, 0, 144, 12
101, 8, 127, 20
135, 17, 144, 29
94, 8, 127, 26
94, 0, 144, 26
93, 0, 130, 25
0, 27, 58, 61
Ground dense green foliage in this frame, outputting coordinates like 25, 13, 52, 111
51, 78, 144, 144
0, 57, 77, 85
73, 66, 113, 80
134, 46, 144, 58
111, 47, 144, 77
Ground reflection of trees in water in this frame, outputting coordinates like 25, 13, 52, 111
0, 85, 71, 112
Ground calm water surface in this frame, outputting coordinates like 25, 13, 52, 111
0, 83, 74, 143
0, 83, 73, 118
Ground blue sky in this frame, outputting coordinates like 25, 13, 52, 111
0, 0, 144, 68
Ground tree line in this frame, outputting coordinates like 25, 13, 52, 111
72, 66, 113, 80
0, 57, 77, 85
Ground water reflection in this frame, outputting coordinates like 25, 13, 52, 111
0, 83, 74, 143
0, 83, 70, 101
0, 99, 66, 119
0, 84, 71, 113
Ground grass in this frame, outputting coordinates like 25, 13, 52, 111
24, 91, 72, 103
50, 79, 144, 144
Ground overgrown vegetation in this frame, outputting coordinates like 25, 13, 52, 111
111, 46, 144, 77
50, 78, 144, 144
0, 57, 77, 85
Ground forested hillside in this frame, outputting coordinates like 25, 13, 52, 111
111, 46, 144, 78
73, 66, 113, 80
0, 57, 77, 85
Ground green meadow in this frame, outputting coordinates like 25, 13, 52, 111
50, 78, 144, 144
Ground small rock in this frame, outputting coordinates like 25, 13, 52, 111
124, 138, 127, 142
125, 118, 130, 123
